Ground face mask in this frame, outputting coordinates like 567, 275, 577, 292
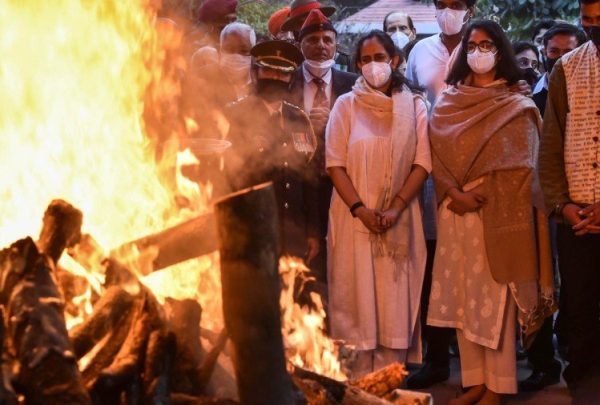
584, 26, 600, 46
467, 49, 497, 74
256, 78, 290, 103
304, 59, 336, 78
545, 57, 559, 74
362, 61, 392, 88
435, 8, 468, 36
390, 31, 410, 49
220, 53, 251, 80
523, 67, 540, 87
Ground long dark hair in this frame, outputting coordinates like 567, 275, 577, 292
446, 20, 523, 86
353, 30, 416, 93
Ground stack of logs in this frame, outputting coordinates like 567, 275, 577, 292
0, 190, 431, 404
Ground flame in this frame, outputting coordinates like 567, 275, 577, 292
280, 257, 347, 381
0, 0, 343, 382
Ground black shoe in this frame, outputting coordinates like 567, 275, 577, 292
518, 369, 561, 392
405, 361, 450, 389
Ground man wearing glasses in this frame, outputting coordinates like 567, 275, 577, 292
405, 0, 477, 390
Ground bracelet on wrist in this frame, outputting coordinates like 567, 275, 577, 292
350, 201, 364, 217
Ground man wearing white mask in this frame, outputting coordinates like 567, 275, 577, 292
183, 23, 255, 130
405, 0, 476, 390
289, 9, 358, 282
384, 11, 418, 50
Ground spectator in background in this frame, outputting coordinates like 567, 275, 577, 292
384, 11, 417, 50
513, 41, 541, 87
405, 0, 477, 390
538, 0, 600, 397
531, 19, 557, 72
326, 30, 430, 378
288, 9, 358, 283
189, 46, 218, 74
429, 20, 554, 404
268, 7, 295, 42
520, 22, 588, 395
196, 0, 238, 49
280, 0, 336, 37
533, 23, 587, 116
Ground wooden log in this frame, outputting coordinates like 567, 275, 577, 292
387, 389, 432, 405
164, 298, 203, 394
0, 237, 90, 404
112, 212, 217, 271
37, 199, 83, 264
293, 367, 392, 405
350, 363, 407, 398
214, 183, 294, 405
292, 376, 338, 405
0, 309, 18, 405
82, 298, 140, 389
197, 328, 228, 391
142, 328, 176, 404
69, 286, 136, 359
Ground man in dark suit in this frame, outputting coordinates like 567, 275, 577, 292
288, 9, 358, 280
226, 40, 320, 260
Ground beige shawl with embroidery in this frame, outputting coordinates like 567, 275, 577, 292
430, 82, 555, 344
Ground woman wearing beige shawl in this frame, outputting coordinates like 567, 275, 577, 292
427, 21, 555, 405
326, 31, 430, 378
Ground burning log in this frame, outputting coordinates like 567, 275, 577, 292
143, 328, 176, 404
0, 309, 18, 405
69, 286, 136, 359
112, 212, 217, 271
170, 394, 239, 404
293, 367, 392, 405
37, 199, 83, 264
215, 183, 294, 405
0, 237, 90, 404
350, 363, 407, 398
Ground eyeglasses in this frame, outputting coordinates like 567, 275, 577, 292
517, 57, 539, 70
466, 40, 498, 54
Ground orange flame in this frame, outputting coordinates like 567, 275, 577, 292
0, 0, 344, 381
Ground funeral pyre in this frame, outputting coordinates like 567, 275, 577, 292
0, 0, 429, 404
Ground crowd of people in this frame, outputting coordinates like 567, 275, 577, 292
173, 0, 600, 403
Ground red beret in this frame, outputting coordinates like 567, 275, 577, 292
198, 0, 238, 23
268, 7, 291, 37
299, 9, 336, 40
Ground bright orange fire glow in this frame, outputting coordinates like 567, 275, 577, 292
0, 0, 345, 382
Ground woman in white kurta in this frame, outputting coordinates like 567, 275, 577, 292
326, 31, 431, 378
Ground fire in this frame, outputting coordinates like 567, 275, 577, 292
280, 257, 347, 381
0, 0, 344, 383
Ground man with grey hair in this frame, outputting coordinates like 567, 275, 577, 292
183, 22, 256, 133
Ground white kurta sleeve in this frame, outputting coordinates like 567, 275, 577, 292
413, 96, 432, 173
325, 94, 352, 168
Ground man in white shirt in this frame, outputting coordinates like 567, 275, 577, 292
405, 0, 476, 390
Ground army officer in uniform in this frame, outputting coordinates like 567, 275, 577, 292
225, 40, 320, 262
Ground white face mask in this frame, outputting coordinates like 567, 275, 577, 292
467, 49, 497, 74
362, 61, 392, 88
220, 53, 251, 81
435, 8, 468, 36
390, 31, 410, 49
304, 59, 336, 78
